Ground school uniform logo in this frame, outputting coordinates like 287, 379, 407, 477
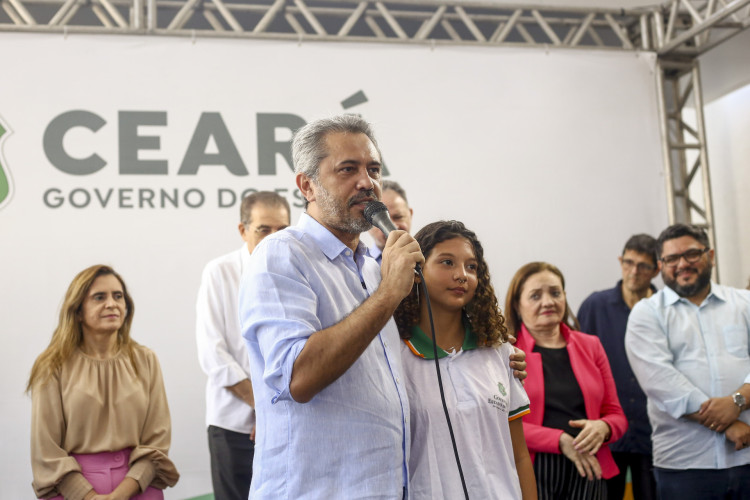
488, 383, 509, 413
497, 382, 507, 396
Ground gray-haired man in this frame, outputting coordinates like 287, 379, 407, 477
239, 115, 422, 498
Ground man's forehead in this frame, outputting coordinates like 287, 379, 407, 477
323, 131, 380, 160
250, 202, 290, 222
662, 235, 701, 252
623, 249, 654, 262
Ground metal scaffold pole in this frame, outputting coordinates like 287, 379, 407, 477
655, 57, 720, 279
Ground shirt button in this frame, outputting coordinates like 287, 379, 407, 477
396, 377, 401, 384
345, 250, 352, 256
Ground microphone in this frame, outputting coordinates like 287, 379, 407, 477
364, 201, 397, 238
364, 201, 421, 272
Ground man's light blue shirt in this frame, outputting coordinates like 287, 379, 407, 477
625, 283, 750, 469
369, 243, 383, 265
239, 212, 410, 499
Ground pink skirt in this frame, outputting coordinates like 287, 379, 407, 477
45, 449, 163, 500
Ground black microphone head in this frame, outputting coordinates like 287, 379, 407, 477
364, 201, 389, 225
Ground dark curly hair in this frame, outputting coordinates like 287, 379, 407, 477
393, 220, 508, 347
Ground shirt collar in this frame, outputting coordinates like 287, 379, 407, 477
663, 281, 724, 306
369, 244, 383, 263
709, 283, 728, 302
403, 319, 479, 359
298, 212, 371, 261
613, 279, 658, 305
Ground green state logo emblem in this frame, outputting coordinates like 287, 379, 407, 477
0, 117, 13, 210
497, 382, 507, 396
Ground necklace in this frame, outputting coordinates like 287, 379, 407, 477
440, 337, 464, 353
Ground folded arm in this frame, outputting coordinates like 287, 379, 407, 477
696, 383, 750, 432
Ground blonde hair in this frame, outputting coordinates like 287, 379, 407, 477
26, 265, 137, 392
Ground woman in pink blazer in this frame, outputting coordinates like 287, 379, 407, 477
505, 262, 627, 500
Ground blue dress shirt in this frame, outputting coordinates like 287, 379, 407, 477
239, 213, 410, 499
578, 280, 654, 455
369, 243, 383, 265
625, 283, 750, 469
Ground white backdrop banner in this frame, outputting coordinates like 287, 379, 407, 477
0, 32, 666, 499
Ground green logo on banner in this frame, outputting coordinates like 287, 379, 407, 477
0, 118, 12, 209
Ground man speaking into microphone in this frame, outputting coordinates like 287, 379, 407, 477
239, 115, 423, 499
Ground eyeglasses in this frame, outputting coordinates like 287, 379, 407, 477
621, 259, 656, 273
254, 225, 288, 236
660, 248, 710, 267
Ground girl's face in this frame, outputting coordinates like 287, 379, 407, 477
421, 237, 479, 313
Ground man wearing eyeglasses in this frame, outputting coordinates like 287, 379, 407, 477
625, 223, 750, 500
196, 191, 290, 500
578, 234, 659, 500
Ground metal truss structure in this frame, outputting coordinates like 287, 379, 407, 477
1, 0, 748, 55
652, 2, 747, 282
656, 57, 721, 275
1, 0, 749, 262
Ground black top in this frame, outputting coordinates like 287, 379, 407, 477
534, 345, 587, 438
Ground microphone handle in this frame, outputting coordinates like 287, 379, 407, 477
371, 212, 397, 238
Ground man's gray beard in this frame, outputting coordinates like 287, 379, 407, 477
664, 263, 712, 298
315, 184, 373, 234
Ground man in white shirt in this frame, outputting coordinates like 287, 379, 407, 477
196, 191, 290, 500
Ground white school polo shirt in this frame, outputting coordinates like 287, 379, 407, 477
402, 324, 530, 499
